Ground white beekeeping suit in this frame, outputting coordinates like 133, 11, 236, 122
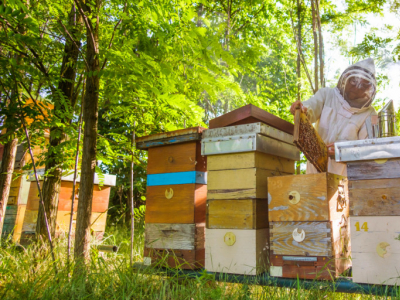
302, 58, 378, 176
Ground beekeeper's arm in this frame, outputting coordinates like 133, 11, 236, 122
301, 88, 329, 123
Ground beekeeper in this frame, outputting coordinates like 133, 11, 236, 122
290, 58, 378, 176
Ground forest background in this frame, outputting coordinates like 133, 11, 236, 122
0, 0, 399, 265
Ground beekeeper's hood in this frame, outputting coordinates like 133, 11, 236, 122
337, 58, 377, 109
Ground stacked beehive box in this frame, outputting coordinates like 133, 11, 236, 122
268, 173, 351, 279
20, 171, 116, 244
137, 127, 207, 269
336, 136, 400, 285
203, 122, 299, 275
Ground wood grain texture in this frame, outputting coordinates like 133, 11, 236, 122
208, 104, 294, 135
268, 173, 348, 222
205, 228, 269, 275
347, 159, 400, 180
270, 221, 332, 256
143, 248, 205, 269
136, 127, 205, 149
147, 142, 206, 174
351, 216, 400, 285
56, 211, 107, 233
145, 184, 206, 224
145, 223, 205, 250
206, 199, 269, 229
207, 152, 295, 173
293, 109, 328, 172
208, 168, 291, 200
18, 176, 31, 205
269, 255, 350, 280
22, 209, 38, 233
12, 205, 26, 242
349, 178, 400, 216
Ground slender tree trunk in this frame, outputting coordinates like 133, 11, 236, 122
296, 0, 301, 101
74, 0, 100, 261
0, 139, 18, 237
315, 0, 324, 87
223, 0, 231, 114
37, 5, 82, 239
130, 125, 135, 267
311, 0, 319, 93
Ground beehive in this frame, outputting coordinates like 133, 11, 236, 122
137, 127, 207, 269
268, 173, 351, 279
20, 171, 116, 244
203, 121, 299, 275
336, 137, 400, 285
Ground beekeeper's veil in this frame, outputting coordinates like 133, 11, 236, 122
337, 58, 377, 109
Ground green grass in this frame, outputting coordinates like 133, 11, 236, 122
0, 224, 398, 299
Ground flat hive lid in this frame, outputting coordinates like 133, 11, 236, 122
136, 126, 206, 150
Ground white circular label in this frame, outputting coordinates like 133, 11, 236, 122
292, 228, 305, 242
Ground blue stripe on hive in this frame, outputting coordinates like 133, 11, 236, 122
147, 171, 207, 186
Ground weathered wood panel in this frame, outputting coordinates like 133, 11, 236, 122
56, 211, 107, 233
268, 173, 348, 222
205, 228, 269, 275
147, 141, 206, 174
351, 216, 400, 285
206, 199, 269, 229
18, 176, 31, 205
22, 209, 38, 233
136, 127, 205, 150
347, 158, 400, 180
208, 104, 294, 135
349, 178, 400, 215
145, 184, 206, 224
145, 223, 205, 250
293, 109, 328, 172
270, 221, 332, 256
143, 248, 205, 269
207, 152, 295, 173
13, 205, 26, 242
208, 168, 291, 200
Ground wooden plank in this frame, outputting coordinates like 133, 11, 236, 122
293, 109, 328, 172
268, 173, 348, 222
143, 248, 205, 269
208, 168, 291, 200
208, 104, 294, 135
145, 184, 206, 224
92, 185, 111, 213
26, 181, 42, 211
206, 199, 269, 229
145, 223, 205, 250
56, 211, 107, 233
205, 228, 269, 275
147, 142, 206, 174
207, 152, 295, 173
270, 221, 332, 256
136, 127, 204, 150
349, 178, 400, 215
351, 216, 400, 285
347, 158, 400, 180
12, 205, 26, 242
57, 182, 79, 212
147, 171, 207, 186
18, 175, 31, 205
21, 209, 38, 233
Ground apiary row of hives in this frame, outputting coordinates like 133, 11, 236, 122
1, 141, 116, 243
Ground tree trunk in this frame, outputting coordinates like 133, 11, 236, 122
315, 0, 325, 87
37, 5, 82, 239
223, 0, 231, 114
296, 0, 302, 101
311, 0, 319, 93
74, 0, 100, 261
0, 139, 18, 237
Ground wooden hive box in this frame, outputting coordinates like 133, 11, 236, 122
351, 216, 400, 285
137, 127, 207, 269
205, 228, 269, 275
269, 219, 351, 280
1, 172, 30, 242
20, 171, 116, 244
268, 173, 349, 222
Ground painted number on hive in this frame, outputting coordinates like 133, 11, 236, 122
354, 222, 369, 232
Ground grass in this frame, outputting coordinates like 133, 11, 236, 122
0, 224, 398, 299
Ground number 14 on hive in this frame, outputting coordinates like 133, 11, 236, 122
354, 221, 368, 232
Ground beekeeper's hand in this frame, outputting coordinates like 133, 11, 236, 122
290, 101, 307, 115
327, 142, 335, 158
